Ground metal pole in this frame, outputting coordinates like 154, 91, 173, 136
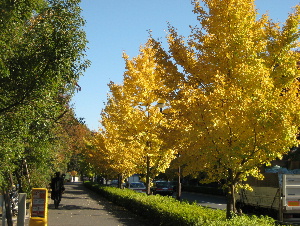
17, 193, 27, 226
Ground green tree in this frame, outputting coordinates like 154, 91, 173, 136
0, 0, 89, 213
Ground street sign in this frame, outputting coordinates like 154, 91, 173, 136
29, 188, 48, 226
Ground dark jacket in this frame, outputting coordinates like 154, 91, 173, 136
51, 175, 65, 200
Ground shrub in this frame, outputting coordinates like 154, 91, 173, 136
84, 182, 276, 226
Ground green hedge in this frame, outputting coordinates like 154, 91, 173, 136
84, 182, 276, 226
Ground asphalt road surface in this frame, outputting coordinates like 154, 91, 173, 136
180, 191, 227, 210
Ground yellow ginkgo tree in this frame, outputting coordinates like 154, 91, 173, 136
161, 0, 300, 218
119, 39, 176, 194
99, 83, 141, 183
87, 39, 177, 191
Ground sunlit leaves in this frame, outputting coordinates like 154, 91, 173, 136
88, 40, 177, 181
167, 0, 300, 191
89, 2, 300, 214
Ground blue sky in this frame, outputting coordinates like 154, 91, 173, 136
71, 0, 299, 131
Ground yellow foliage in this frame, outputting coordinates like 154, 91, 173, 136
165, 0, 300, 189
87, 1, 300, 198
87, 41, 178, 179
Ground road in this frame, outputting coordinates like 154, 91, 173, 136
180, 192, 227, 210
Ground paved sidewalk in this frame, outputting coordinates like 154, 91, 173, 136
27, 182, 150, 226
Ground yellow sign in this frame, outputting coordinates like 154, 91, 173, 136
29, 188, 48, 226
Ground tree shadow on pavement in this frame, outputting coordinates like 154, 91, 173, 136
48, 203, 102, 211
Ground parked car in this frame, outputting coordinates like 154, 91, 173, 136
151, 181, 174, 196
126, 182, 146, 193
109, 180, 119, 187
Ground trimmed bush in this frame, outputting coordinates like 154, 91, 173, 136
84, 182, 276, 226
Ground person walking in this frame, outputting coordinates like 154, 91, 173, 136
50, 172, 65, 209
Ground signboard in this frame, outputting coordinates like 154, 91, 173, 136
30, 188, 48, 226
31, 189, 46, 217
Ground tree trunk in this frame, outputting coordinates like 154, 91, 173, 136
176, 165, 181, 201
17, 158, 31, 193
226, 168, 238, 219
4, 192, 13, 226
118, 174, 123, 189
146, 155, 151, 195
226, 183, 237, 219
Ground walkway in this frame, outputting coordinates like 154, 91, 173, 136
27, 182, 150, 226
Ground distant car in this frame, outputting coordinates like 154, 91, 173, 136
151, 181, 174, 196
109, 180, 119, 187
126, 182, 146, 193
